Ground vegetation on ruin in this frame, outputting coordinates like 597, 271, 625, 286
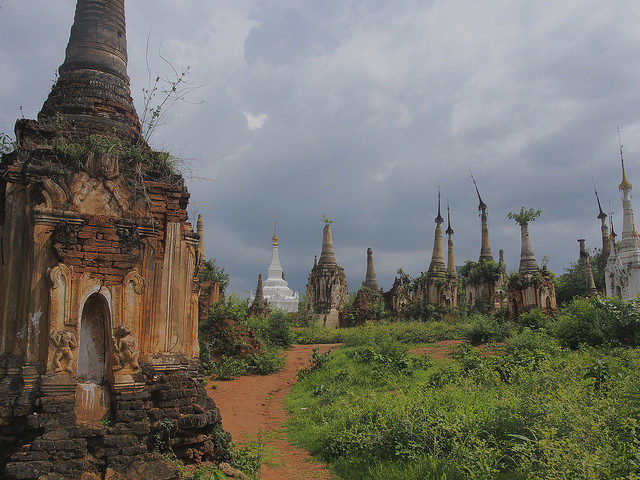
199, 258, 231, 295
459, 259, 504, 286
507, 206, 542, 225
287, 297, 640, 479
199, 296, 296, 380
46, 131, 179, 175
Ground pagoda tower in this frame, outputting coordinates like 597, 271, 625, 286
305, 222, 348, 328
262, 221, 299, 312
362, 248, 381, 291
0, 2, 223, 476
606, 136, 640, 298
414, 191, 457, 307
578, 239, 598, 297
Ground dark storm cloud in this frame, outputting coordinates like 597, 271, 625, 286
2, 1, 640, 296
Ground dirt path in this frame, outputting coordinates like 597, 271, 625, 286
206, 344, 340, 480
410, 339, 504, 359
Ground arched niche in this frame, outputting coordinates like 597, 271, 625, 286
78, 293, 111, 384
76, 292, 112, 423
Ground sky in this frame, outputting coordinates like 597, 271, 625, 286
1, 1, 640, 296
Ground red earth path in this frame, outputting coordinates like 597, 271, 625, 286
206, 344, 340, 480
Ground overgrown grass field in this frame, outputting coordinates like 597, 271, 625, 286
287, 298, 640, 480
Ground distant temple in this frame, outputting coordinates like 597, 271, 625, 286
305, 222, 348, 328
413, 192, 457, 308
260, 222, 299, 312
465, 178, 506, 311
606, 142, 640, 299
506, 211, 557, 315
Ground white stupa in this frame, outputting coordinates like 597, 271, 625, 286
262, 222, 300, 312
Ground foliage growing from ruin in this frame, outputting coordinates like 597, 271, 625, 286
198, 258, 231, 296
506, 270, 544, 290
507, 206, 542, 225
321, 214, 333, 225
459, 259, 504, 286
45, 132, 179, 175
0, 131, 17, 155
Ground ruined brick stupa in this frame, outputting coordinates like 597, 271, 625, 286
305, 222, 348, 328
0, 1, 224, 478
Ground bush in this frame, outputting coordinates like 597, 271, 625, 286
461, 315, 511, 345
553, 297, 640, 349
506, 327, 560, 354
517, 307, 550, 331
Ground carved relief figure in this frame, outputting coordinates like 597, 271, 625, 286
50, 330, 77, 374
113, 325, 139, 373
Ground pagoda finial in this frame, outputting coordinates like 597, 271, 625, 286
272, 218, 279, 246
445, 202, 454, 235
435, 186, 443, 224
610, 202, 617, 240
593, 179, 607, 220
618, 126, 632, 191
469, 166, 487, 213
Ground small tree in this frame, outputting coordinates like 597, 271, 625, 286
321, 214, 333, 225
198, 258, 230, 296
507, 206, 542, 226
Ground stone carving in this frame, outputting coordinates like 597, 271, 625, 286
50, 330, 77, 374
113, 324, 140, 373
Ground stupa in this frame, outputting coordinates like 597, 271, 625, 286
0, 1, 223, 477
260, 222, 300, 312
606, 138, 640, 298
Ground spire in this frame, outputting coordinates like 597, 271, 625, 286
253, 274, 265, 304
362, 248, 380, 291
445, 202, 454, 236
578, 239, 598, 296
196, 214, 205, 267
272, 219, 279, 247
435, 187, 444, 224
38, 0, 143, 143
518, 221, 539, 275
499, 249, 505, 268
470, 170, 493, 262
317, 223, 338, 266
446, 205, 456, 278
594, 184, 610, 259
266, 224, 283, 281
429, 190, 446, 273
619, 127, 632, 191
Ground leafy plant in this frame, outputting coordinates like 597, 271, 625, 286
507, 206, 542, 225
198, 258, 231, 295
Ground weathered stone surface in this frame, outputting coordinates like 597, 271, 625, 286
305, 223, 348, 326
0, 0, 225, 477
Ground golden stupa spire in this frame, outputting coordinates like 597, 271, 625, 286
619, 126, 632, 191
272, 218, 279, 246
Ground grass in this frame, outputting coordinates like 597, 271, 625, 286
287, 321, 640, 480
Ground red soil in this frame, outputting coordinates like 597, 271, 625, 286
410, 339, 504, 359
206, 344, 340, 480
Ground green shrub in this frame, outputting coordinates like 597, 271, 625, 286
517, 307, 550, 331
553, 296, 640, 348
247, 347, 285, 375
211, 355, 249, 380
461, 315, 510, 345
506, 327, 559, 354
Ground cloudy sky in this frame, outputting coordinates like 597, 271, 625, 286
1, 1, 640, 296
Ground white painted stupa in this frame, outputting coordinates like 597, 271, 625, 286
261, 222, 300, 312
